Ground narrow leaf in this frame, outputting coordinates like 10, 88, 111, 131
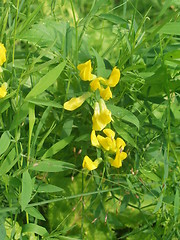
0, 131, 11, 156
19, 170, 33, 211
25, 61, 66, 100
30, 160, 74, 172
26, 207, 45, 221
42, 136, 73, 159
22, 223, 48, 236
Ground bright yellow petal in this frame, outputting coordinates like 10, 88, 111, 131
0, 43, 6, 66
90, 78, 101, 91
103, 128, 115, 139
64, 93, 90, 111
91, 130, 100, 147
116, 138, 126, 150
0, 83, 7, 98
96, 135, 112, 151
92, 99, 112, 131
100, 86, 112, 101
110, 151, 127, 168
77, 60, 94, 81
106, 67, 120, 87
82, 156, 99, 170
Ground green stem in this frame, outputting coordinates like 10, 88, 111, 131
70, 0, 78, 66
12, 0, 20, 66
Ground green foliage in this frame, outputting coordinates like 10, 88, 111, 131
0, 0, 180, 239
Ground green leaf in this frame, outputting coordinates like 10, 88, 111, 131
0, 148, 19, 176
25, 61, 66, 100
10, 102, 29, 130
19, 170, 33, 211
0, 131, 11, 156
108, 104, 140, 129
140, 169, 161, 182
22, 223, 48, 236
113, 123, 137, 148
35, 183, 63, 193
98, 13, 127, 25
30, 160, 74, 172
42, 136, 73, 159
159, 22, 180, 35
92, 48, 110, 78
27, 98, 63, 108
26, 207, 45, 221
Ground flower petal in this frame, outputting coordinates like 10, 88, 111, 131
82, 156, 99, 170
64, 93, 90, 111
91, 130, 100, 147
77, 60, 94, 81
103, 128, 115, 139
100, 86, 112, 101
106, 67, 120, 87
92, 99, 112, 131
90, 78, 101, 91
0, 43, 6, 66
116, 138, 126, 150
0, 83, 7, 98
110, 151, 127, 168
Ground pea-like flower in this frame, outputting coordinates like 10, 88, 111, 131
92, 99, 112, 131
0, 43, 6, 66
90, 67, 120, 101
82, 155, 102, 171
64, 92, 91, 111
91, 128, 127, 168
77, 60, 95, 81
0, 82, 7, 98
77, 60, 120, 101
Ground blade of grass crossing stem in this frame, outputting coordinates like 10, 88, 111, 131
0, 131, 11, 156
28, 103, 35, 163
25, 61, 66, 100
19, 170, 33, 211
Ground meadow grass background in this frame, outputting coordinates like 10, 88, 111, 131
0, 0, 180, 239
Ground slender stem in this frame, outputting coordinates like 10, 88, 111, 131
70, 0, 78, 66
12, 0, 20, 66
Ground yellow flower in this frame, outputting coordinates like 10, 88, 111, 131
99, 86, 112, 101
92, 99, 112, 131
91, 130, 100, 147
109, 150, 127, 168
82, 155, 101, 170
0, 82, 7, 98
0, 43, 6, 66
77, 60, 95, 81
64, 92, 91, 111
105, 67, 120, 87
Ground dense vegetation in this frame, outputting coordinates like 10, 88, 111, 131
0, 0, 180, 239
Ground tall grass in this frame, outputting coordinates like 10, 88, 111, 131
0, 0, 180, 239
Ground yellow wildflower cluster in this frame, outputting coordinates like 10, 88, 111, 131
0, 43, 7, 99
63, 60, 127, 171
